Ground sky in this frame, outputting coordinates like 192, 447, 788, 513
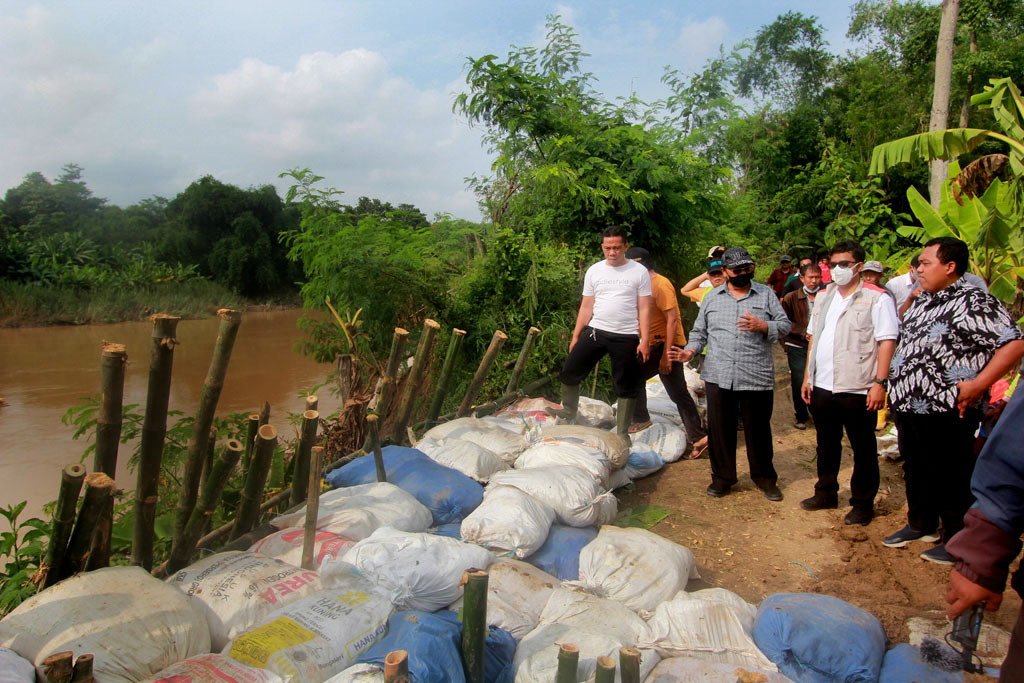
0, 1, 870, 221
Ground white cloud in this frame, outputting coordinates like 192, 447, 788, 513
676, 16, 729, 66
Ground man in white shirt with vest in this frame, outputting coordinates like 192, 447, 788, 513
800, 240, 899, 526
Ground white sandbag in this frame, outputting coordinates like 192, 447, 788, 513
514, 624, 660, 683
448, 559, 559, 640
415, 436, 509, 482
269, 482, 433, 540
495, 397, 562, 430
168, 551, 323, 651
538, 586, 651, 646
489, 466, 617, 528
609, 468, 632, 490
645, 657, 791, 683
575, 526, 699, 614
0, 566, 210, 683
327, 526, 494, 611
681, 588, 758, 631
683, 365, 705, 399
639, 591, 776, 670
534, 424, 630, 469
515, 441, 611, 488
643, 377, 683, 427
631, 421, 689, 462
248, 528, 355, 569
225, 586, 393, 683
576, 396, 615, 428
423, 417, 528, 463
460, 485, 556, 559
144, 654, 284, 682
0, 648, 35, 683
325, 663, 384, 682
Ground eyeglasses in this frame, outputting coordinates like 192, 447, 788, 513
728, 264, 755, 274
829, 260, 859, 269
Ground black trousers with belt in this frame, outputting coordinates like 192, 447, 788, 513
809, 387, 878, 510
704, 381, 777, 489
558, 326, 641, 398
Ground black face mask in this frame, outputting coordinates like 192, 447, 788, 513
728, 273, 753, 288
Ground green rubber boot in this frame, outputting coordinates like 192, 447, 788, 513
545, 383, 580, 424
616, 397, 636, 446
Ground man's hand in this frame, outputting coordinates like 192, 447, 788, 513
956, 378, 985, 417
637, 339, 650, 363
659, 353, 672, 375
801, 379, 812, 405
737, 310, 768, 333
866, 383, 886, 411
670, 347, 695, 363
946, 569, 1002, 620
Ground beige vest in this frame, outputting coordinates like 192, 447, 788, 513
807, 282, 889, 393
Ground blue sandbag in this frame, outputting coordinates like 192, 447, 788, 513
431, 523, 463, 540
879, 644, 962, 683
753, 593, 887, 683
326, 445, 484, 525
525, 524, 597, 580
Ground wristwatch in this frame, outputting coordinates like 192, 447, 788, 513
873, 378, 888, 387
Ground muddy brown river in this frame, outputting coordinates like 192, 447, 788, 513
0, 309, 339, 521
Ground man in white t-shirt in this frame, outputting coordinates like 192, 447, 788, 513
800, 240, 899, 526
550, 225, 653, 443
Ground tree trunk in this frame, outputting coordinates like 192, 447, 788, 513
958, 28, 978, 128
928, 0, 960, 209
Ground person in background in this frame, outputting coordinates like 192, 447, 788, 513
861, 260, 886, 287
767, 255, 795, 298
884, 236, 1024, 563
681, 255, 727, 308
780, 262, 822, 430
818, 256, 832, 285
783, 257, 814, 296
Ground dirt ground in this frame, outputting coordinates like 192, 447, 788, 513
618, 349, 1021, 665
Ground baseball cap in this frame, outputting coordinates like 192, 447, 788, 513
863, 260, 884, 273
707, 257, 724, 274
781, 255, 792, 263
625, 247, 652, 269
722, 246, 755, 269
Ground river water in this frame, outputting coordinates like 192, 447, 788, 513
0, 309, 339, 522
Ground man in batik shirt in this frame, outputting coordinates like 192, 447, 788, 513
884, 237, 1024, 564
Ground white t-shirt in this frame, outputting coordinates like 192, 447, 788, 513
582, 259, 652, 335
886, 272, 916, 309
809, 288, 900, 394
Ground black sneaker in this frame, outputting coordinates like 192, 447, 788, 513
844, 507, 874, 526
920, 544, 955, 565
800, 494, 838, 511
882, 525, 940, 548
706, 483, 731, 498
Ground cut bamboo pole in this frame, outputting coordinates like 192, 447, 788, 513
301, 446, 324, 570
374, 327, 409, 416
173, 309, 241, 553
94, 342, 126, 477
42, 651, 73, 683
231, 424, 276, 541
594, 656, 616, 683
305, 394, 318, 412
383, 650, 409, 683
43, 464, 86, 589
60, 473, 115, 580
457, 330, 508, 417
619, 646, 641, 683
71, 654, 94, 683
290, 410, 320, 507
425, 328, 466, 425
166, 438, 244, 574
241, 413, 259, 476
258, 401, 271, 426
504, 326, 540, 394
461, 569, 489, 683
366, 415, 386, 483
132, 315, 180, 570
392, 319, 441, 443
555, 644, 580, 683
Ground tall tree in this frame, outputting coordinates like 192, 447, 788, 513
929, 0, 960, 208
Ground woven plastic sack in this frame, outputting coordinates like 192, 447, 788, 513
525, 524, 597, 580
879, 644, 962, 683
630, 421, 689, 462
643, 377, 684, 426
645, 658, 791, 683
514, 624, 660, 683
422, 417, 528, 463
144, 654, 283, 682
489, 465, 617, 527
534, 424, 630, 469
514, 441, 611, 488
270, 481, 432, 540
459, 484, 555, 559
495, 397, 561, 430
538, 586, 651, 646
0, 648, 35, 683
0, 566, 210, 682
623, 445, 665, 479
248, 528, 355, 569
448, 559, 559, 640
576, 396, 615, 428
415, 436, 508, 482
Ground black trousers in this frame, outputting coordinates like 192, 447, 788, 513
809, 388, 879, 509
895, 408, 982, 543
785, 345, 809, 423
559, 326, 641, 398
633, 343, 706, 441
704, 381, 777, 488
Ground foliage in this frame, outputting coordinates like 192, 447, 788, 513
736, 11, 834, 106
0, 502, 49, 615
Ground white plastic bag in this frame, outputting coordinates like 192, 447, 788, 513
630, 421, 689, 462
575, 526, 699, 614
534, 424, 630, 469
514, 624, 660, 683
269, 482, 433, 540
0, 648, 35, 683
0, 566, 210, 683
327, 526, 494, 611
514, 441, 611, 488
143, 654, 284, 682
248, 528, 355, 569
168, 551, 323, 651
576, 396, 615, 428
448, 559, 559, 640
489, 466, 617, 528
415, 436, 509, 482
645, 657, 790, 682
459, 485, 555, 559
539, 586, 651, 646
225, 586, 393, 683
422, 417, 528, 463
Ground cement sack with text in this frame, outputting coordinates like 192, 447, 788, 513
248, 528, 355, 570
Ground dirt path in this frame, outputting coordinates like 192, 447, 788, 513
619, 350, 1021, 655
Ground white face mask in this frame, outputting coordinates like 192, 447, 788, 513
832, 265, 856, 286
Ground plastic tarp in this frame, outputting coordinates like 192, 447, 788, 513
488, 466, 617, 528
525, 524, 597, 580
460, 484, 555, 559
0, 648, 35, 683
415, 436, 508, 483
143, 654, 284, 683
752, 593, 887, 683
630, 422, 689, 463
248, 528, 355, 570
325, 446, 484, 525
513, 624, 660, 683
533, 424, 630, 470
514, 441, 611, 488
270, 482, 432, 540
422, 417, 527, 464
448, 559, 559, 641
167, 551, 323, 651
0, 566, 211, 683
878, 644, 962, 683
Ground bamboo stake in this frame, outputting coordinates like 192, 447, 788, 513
392, 319, 441, 444
305, 394, 318, 412
71, 654, 94, 683
457, 330, 508, 417
132, 315, 180, 568
199, 427, 217, 494
555, 644, 580, 683
461, 569, 489, 683
620, 646, 641, 683
42, 651, 73, 683
166, 438, 244, 574
427, 374, 556, 426
173, 309, 241, 553
504, 326, 540, 394
290, 410, 320, 507
366, 415, 386, 482
94, 342, 126, 477
383, 650, 409, 683
241, 412, 259, 476
43, 464, 86, 588
374, 327, 409, 417
301, 446, 324, 570
594, 656, 616, 683
258, 401, 271, 426
231, 424, 276, 541
60, 473, 115, 580
425, 328, 466, 425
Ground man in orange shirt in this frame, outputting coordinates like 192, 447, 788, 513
626, 247, 707, 454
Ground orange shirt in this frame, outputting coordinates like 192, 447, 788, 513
650, 272, 686, 345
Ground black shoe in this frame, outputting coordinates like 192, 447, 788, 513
706, 483, 731, 498
844, 507, 874, 526
882, 525, 940, 548
920, 544, 955, 565
800, 494, 838, 511
761, 484, 783, 501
